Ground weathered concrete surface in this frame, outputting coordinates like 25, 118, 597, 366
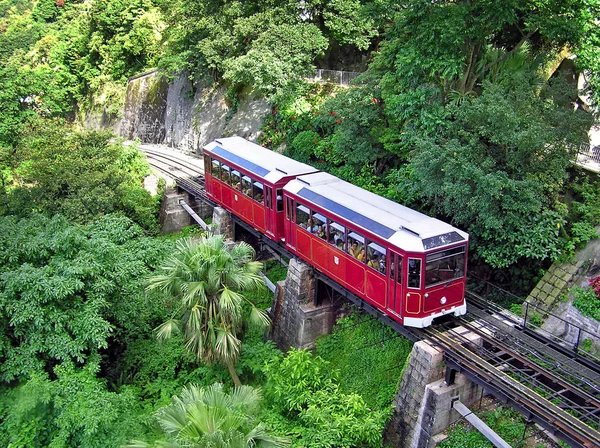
120, 71, 170, 143
213, 206, 233, 241
160, 188, 212, 234
528, 227, 600, 348
271, 259, 339, 351
119, 71, 270, 153
385, 328, 483, 448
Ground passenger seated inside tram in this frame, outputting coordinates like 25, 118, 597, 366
336, 240, 344, 251
349, 241, 361, 259
358, 248, 367, 262
233, 182, 241, 190
379, 256, 386, 274
368, 256, 379, 270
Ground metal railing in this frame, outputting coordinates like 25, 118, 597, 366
576, 142, 600, 170
308, 69, 362, 86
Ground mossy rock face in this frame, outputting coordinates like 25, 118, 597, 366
121, 71, 169, 143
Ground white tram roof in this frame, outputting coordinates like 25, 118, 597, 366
285, 172, 469, 253
204, 137, 317, 184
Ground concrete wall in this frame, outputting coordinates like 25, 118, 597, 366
160, 188, 212, 234
271, 258, 341, 351
385, 328, 483, 448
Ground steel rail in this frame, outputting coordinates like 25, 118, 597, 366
140, 147, 204, 177
423, 323, 600, 448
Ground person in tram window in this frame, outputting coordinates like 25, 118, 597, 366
379, 256, 386, 274
368, 256, 379, 270
358, 248, 367, 262
336, 240, 344, 251
349, 241, 361, 259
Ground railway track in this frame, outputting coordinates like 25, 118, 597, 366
140, 147, 600, 447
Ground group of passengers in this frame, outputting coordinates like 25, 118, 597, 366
297, 215, 386, 274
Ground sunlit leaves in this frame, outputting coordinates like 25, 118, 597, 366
148, 235, 268, 386
0, 214, 171, 382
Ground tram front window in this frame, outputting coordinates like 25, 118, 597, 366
425, 246, 466, 287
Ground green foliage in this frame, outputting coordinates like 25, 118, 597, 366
0, 362, 149, 448
148, 236, 270, 386
409, 79, 591, 268
128, 382, 290, 447
263, 348, 389, 447
1, 119, 160, 232
440, 406, 527, 448
316, 313, 412, 410
571, 286, 600, 321
0, 213, 171, 382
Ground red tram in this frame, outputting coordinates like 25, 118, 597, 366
204, 138, 468, 328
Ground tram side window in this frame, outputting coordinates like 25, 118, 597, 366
221, 164, 231, 184
296, 203, 310, 229
425, 246, 466, 287
211, 159, 220, 177
276, 189, 284, 212
286, 198, 293, 220
252, 181, 264, 203
328, 220, 346, 251
311, 212, 326, 240
365, 240, 386, 274
242, 176, 252, 198
347, 231, 365, 260
204, 156, 210, 175
231, 170, 241, 190
408, 258, 422, 288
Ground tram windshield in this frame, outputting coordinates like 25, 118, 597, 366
424, 246, 466, 287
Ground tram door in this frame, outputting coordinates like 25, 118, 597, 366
265, 186, 275, 237
386, 251, 403, 317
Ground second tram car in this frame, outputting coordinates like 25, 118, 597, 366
204, 137, 317, 241
203, 138, 468, 328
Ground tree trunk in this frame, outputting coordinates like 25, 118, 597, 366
227, 361, 242, 387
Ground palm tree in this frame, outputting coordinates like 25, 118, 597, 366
126, 383, 289, 447
147, 235, 270, 386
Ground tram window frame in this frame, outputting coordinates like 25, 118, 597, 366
286, 198, 293, 220
311, 212, 326, 240
276, 189, 284, 212
328, 220, 346, 251
365, 240, 386, 274
424, 246, 466, 287
241, 175, 252, 198
211, 159, 220, 178
252, 181, 264, 204
407, 258, 422, 289
220, 164, 231, 184
296, 203, 310, 229
347, 231, 365, 261
204, 156, 210, 176
231, 170, 241, 190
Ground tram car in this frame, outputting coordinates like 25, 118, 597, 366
204, 138, 468, 328
204, 137, 317, 241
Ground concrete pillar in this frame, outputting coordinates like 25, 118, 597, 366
160, 189, 193, 234
385, 327, 483, 448
212, 207, 233, 240
271, 258, 339, 351
160, 188, 213, 234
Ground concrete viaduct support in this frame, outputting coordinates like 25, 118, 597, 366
385, 327, 484, 448
160, 187, 212, 233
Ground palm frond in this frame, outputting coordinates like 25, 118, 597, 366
248, 307, 271, 331
154, 318, 181, 340
215, 328, 241, 365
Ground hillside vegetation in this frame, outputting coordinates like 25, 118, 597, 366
1, 0, 600, 446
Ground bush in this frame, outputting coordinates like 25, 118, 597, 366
572, 286, 600, 321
